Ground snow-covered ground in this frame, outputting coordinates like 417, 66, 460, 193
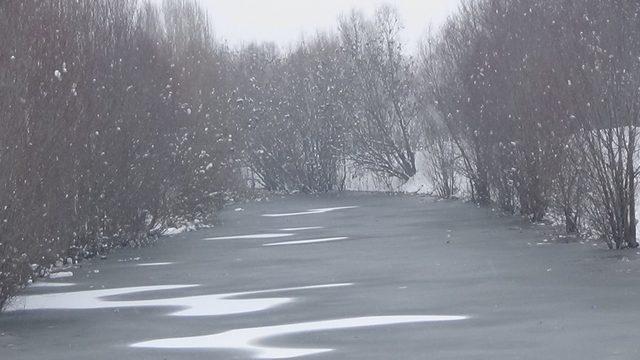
48, 271, 74, 279
161, 220, 215, 238
344, 151, 447, 195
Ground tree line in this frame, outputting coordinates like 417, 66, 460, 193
2, 0, 640, 309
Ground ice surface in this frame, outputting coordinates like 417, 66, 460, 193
131, 315, 469, 359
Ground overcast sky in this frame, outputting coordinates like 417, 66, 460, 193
181, 0, 461, 52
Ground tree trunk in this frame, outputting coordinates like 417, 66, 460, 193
564, 207, 578, 234
626, 128, 638, 248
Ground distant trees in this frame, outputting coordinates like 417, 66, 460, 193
283, 36, 351, 192
232, 43, 290, 191
338, 7, 418, 181
231, 37, 349, 193
231, 6, 422, 192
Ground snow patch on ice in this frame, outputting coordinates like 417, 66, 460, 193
5, 283, 352, 317
263, 237, 349, 247
204, 233, 294, 240
311, 206, 358, 212
278, 227, 324, 231
30, 282, 75, 288
5, 284, 197, 312
130, 315, 469, 359
263, 206, 358, 217
136, 262, 175, 267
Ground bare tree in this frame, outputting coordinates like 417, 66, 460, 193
338, 6, 418, 181
419, 1, 492, 204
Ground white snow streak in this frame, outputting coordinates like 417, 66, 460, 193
263, 206, 358, 217
204, 233, 294, 240
263, 237, 349, 247
135, 262, 175, 267
5, 283, 352, 317
130, 315, 468, 359
30, 282, 76, 288
278, 227, 324, 231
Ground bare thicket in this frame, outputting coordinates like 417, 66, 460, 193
421, 0, 640, 248
560, 0, 640, 248
0, 0, 237, 309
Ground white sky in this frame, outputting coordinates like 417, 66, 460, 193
176, 0, 461, 53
